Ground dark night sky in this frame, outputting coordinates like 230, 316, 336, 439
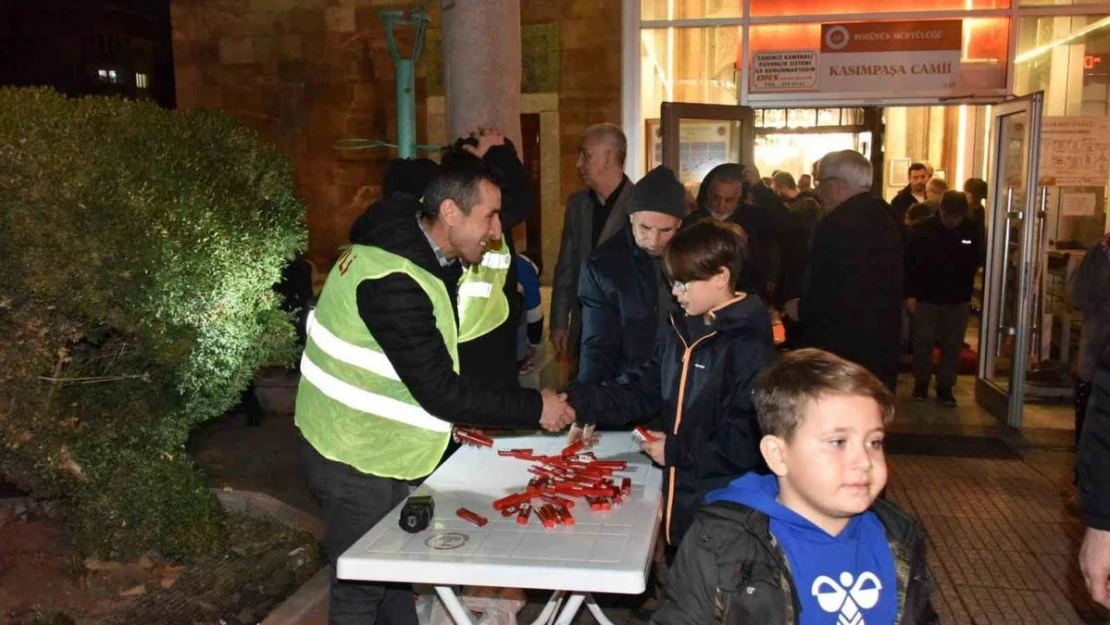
0, 0, 176, 108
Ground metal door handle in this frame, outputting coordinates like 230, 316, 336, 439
1029, 186, 1050, 360
996, 186, 1016, 359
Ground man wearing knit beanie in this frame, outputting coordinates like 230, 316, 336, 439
576, 166, 685, 383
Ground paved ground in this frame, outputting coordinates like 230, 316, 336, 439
192, 373, 1109, 624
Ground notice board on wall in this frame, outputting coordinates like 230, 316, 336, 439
1040, 116, 1110, 187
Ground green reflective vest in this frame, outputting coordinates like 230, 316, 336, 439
294, 244, 458, 480
458, 240, 512, 343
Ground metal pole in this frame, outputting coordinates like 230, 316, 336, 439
381, 9, 428, 159
396, 58, 416, 158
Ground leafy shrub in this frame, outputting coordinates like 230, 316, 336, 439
0, 88, 306, 559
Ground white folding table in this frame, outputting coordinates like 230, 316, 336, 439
337, 433, 662, 625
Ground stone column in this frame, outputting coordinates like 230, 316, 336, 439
441, 0, 522, 150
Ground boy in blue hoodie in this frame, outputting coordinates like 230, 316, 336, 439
651, 349, 937, 625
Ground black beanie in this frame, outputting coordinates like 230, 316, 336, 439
630, 166, 686, 220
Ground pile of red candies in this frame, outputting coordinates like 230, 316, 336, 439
453, 431, 631, 530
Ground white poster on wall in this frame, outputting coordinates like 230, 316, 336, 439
1040, 116, 1110, 187
818, 21, 962, 94
1060, 191, 1098, 216
751, 50, 818, 93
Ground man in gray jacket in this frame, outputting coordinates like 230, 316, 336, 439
550, 123, 634, 369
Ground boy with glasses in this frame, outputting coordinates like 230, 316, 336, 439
567, 219, 777, 554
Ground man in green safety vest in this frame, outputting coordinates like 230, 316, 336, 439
296, 159, 575, 625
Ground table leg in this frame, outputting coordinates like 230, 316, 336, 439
552, 592, 586, 625
434, 585, 474, 625
584, 593, 618, 625
528, 589, 566, 625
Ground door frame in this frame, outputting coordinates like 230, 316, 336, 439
660, 102, 756, 174
975, 92, 1045, 428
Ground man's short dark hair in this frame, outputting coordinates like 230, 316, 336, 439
754, 349, 895, 441
909, 162, 928, 174
664, 219, 748, 289
383, 158, 439, 200
772, 171, 797, 190
963, 178, 988, 201
939, 190, 970, 218
421, 159, 500, 221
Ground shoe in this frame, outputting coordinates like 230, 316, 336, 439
912, 385, 929, 402
936, 389, 957, 407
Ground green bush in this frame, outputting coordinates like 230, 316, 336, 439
0, 88, 307, 559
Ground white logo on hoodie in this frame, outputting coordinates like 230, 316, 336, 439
812, 571, 882, 625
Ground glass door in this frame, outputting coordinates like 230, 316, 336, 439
659, 102, 755, 191
975, 93, 1044, 428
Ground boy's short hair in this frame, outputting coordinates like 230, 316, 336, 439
754, 349, 895, 440
664, 219, 748, 289
939, 190, 970, 218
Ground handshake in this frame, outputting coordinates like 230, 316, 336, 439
539, 389, 576, 432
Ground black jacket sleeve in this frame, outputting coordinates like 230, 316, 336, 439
891, 190, 914, 221
551, 198, 581, 331
649, 514, 722, 625
904, 225, 925, 299
1079, 370, 1110, 530
576, 259, 623, 383
356, 275, 543, 427
803, 215, 849, 320
484, 141, 535, 233
567, 336, 666, 427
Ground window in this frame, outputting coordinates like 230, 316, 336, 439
641, 0, 741, 21
641, 26, 742, 120
136, 73, 148, 89
754, 108, 866, 129
749, 0, 1008, 17
97, 69, 120, 84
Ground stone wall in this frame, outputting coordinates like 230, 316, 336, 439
171, 0, 621, 280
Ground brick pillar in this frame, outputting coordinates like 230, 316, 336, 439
441, 0, 522, 149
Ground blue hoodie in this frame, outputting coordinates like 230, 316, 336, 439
706, 473, 898, 625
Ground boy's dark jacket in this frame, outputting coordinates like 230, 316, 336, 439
567, 294, 778, 545
650, 499, 938, 625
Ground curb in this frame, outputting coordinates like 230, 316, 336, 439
214, 488, 329, 625
261, 567, 330, 625
214, 488, 325, 540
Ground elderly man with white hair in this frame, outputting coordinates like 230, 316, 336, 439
799, 150, 905, 390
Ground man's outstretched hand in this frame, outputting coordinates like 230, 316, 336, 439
1080, 527, 1110, 609
539, 389, 575, 432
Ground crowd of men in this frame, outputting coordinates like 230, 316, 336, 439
291, 122, 1110, 624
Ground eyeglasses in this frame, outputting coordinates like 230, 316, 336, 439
672, 280, 692, 293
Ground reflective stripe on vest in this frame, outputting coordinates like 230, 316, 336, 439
304, 310, 401, 381
295, 245, 457, 480
299, 351, 450, 432
457, 241, 511, 343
